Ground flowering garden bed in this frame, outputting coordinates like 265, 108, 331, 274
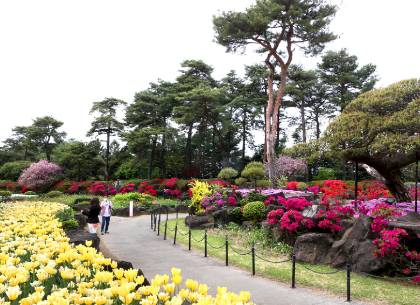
0, 201, 252, 304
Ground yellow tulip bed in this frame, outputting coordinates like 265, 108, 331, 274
0, 201, 252, 305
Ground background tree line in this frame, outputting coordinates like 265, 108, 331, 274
0, 49, 382, 183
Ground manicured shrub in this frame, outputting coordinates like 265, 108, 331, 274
241, 162, 266, 189
24, 191, 36, 195
18, 159, 64, 193
45, 191, 62, 198
217, 168, 238, 186
0, 191, 12, 198
256, 180, 272, 189
0, 161, 31, 181
296, 182, 307, 190
242, 201, 265, 223
235, 177, 247, 186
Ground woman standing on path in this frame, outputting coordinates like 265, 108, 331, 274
81, 197, 101, 233
100, 195, 113, 235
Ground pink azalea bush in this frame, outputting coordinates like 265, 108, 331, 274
18, 159, 64, 193
265, 155, 307, 181
119, 183, 136, 194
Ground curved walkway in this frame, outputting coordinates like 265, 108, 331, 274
100, 214, 364, 305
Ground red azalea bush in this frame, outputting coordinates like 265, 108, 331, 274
321, 180, 349, 200
6, 182, 23, 193
21, 185, 36, 194
351, 181, 390, 200
119, 183, 136, 194
139, 185, 156, 196
286, 182, 299, 191
165, 178, 179, 189
90, 182, 116, 196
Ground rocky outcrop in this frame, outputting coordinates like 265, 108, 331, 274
328, 215, 386, 273
66, 229, 101, 252
73, 213, 87, 229
71, 204, 91, 212
388, 212, 420, 251
213, 207, 243, 226
285, 192, 315, 202
184, 215, 213, 229
294, 233, 335, 265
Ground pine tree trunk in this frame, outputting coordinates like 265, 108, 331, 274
184, 124, 193, 169
380, 169, 411, 202
242, 111, 246, 171
349, 163, 355, 181
341, 159, 346, 181
104, 129, 110, 181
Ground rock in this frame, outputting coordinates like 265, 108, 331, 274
346, 190, 355, 200
336, 219, 355, 239
213, 208, 242, 226
184, 215, 213, 229
187, 205, 196, 215
202, 222, 214, 229
285, 192, 315, 202
74, 198, 92, 205
66, 230, 100, 252
114, 207, 151, 217
272, 225, 297, 246
242, 221, 255, 229
265, 204, 284, 216
395, 211, 420, 223
388, 218, 420, 248
176, 205, 189, 213
302, 205, 325, 220
71, 204, 91, 212
404, 184, 416, 190
328, 215, 387, 273
294, 233, 335, 265
73, 213, 87, 229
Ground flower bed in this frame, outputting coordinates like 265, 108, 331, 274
0, 201, 252, 304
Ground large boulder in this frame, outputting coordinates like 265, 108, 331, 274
71, 204, 91, 212
328, 215, 387, 273
285, 192, 315, 202
184, 215, 213, 229
294, 233, 335, 265
301, 205, 325, 220
213, 208, 242, 226
265, 204, 284, 216
176, 204, 189, 213
74, 198, 92, 205
388, 212, 420, 252
73, 213, 87, 229
66, 230, 100, 252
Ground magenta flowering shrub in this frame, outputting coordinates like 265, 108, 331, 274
228, 197, 237, 205
165, 178, 179, 189
308, 185, 319, 196
281, 210, 314, 232
284, 197, 312, 211
119, 183, 136, 194
265, 155, 307, 180
267, 209, 285, 224
90, 182, 116, 196
18, 159, 64, 193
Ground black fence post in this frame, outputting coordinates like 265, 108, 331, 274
166, 206, 169, 221
205, 229, 207, 257
226, 235, 228, 266
292, 250, 296, 289
150, 210, 153, 229
174, 223, 178, 245
157, 219, 160, 236
416, 151, 418, 213
347, 256, 351, 302
159, 207, 161, 223
188, 229, 191, 250
164, 222, 167, 240
252, 241, 255, 276
154, 215, 157, 232
176, 207, 179, 219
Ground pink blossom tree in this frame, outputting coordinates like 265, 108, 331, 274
265, 155, 307, 182
18, 159, 64, 193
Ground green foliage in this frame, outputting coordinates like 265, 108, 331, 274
296, 182, 308, 190
241, 191, 266, 207
0, 161, 32, 181
114, 193, 143, 202
24, 191, 36, 195
54, 207, 73, 220
217, 168, 238, 181
45, 191, 62, 198
256, 180, 272, 189
141, 194, 155, 201
61, 219, 79, 230
275, 175, 288, 189
227, 207, 244, 222
242, 201, 265, 222
314, 167, 336, 181
235, 177, 247, 186
0, 191, 12, 198
307, 180, 327, 188
241, 162, 266, 188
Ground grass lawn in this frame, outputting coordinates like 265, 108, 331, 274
162, 218, 420, 305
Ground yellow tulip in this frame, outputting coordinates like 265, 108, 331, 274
158, 292, 169, 302
6, 286, 22, 300
239, 291, 250, 302
185, 279, 198, 291
179, 288, 189, 299
164, 283, 175, 294
94, 296, 107, 305
162, 274, 169, 284
111, 261, 118, 269
118, 284, 130, 298
85, 240, 93, 247
198, 284, 209, 296
217, 286, 227, 296
134, 275, 144, 285
172, 275, 182, 285
171, 267, 181, 277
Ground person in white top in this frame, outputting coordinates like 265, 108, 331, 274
100, 195, 113, 235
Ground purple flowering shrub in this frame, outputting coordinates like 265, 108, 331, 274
18, 159, 64, 193
265, 155, 307, 181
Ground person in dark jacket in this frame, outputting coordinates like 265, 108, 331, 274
81, 197, 101, 225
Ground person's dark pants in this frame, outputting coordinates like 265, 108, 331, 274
101, 216, 110, 232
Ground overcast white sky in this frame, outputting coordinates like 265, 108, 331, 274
1, 0, 419, 147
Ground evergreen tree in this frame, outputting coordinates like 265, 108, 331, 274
87, 97, 126, 181
213, 0, 338, 185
